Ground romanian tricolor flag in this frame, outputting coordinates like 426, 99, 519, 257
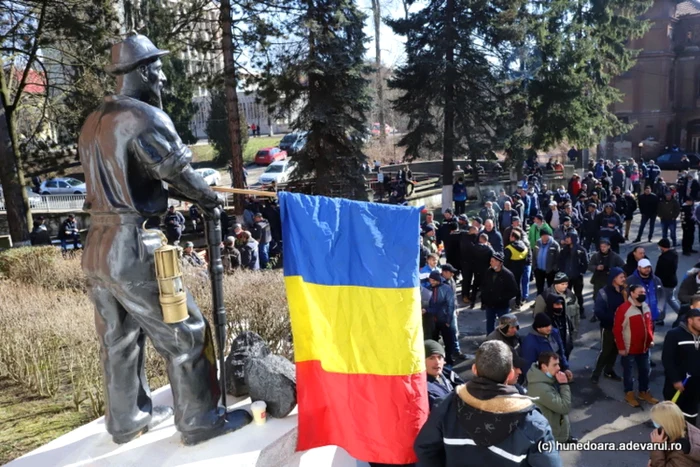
279, 192, 429, 464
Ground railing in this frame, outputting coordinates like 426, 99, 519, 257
0, 194, 87, 213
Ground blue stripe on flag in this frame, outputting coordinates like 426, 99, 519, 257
279, 192, 421, 289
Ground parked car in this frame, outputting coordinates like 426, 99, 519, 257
371, 122, 393, 137
194, 168, 221, 186
279, 132, 307, 155
258, 160, 294, 185
39, 177, 86, 195
655, 152, 700, 171
0, 187, 41, 209
254, 147, 287, 165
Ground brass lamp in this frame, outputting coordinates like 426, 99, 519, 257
145, 222, 189, 324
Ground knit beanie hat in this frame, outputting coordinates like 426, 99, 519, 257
533, 313, 552, 330
424, 340, 445, 358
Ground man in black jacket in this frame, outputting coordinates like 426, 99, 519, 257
622, 190, 638, 241
459, 226, 479, 304
634, 185, 659, 243
662, 308, 700, 425
59, 214, 81, 251
559, 231, 588, 319
591, 267, 627, 384
481, 252, 519, 335
414, 340, 561, 467
30, 217, 52, 246
470, 233, 495, 308
251, 212, 272, 269
656, 238, 680, 323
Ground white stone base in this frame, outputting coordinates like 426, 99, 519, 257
7, 386, 368, 467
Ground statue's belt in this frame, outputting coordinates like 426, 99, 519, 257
90, 212, 147, 226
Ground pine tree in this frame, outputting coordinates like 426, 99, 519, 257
387, 0, 525, 190
206, 85, 248, 166
272, 0, 372, 200
519, 0, 651, 152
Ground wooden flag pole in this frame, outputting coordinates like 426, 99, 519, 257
211, 186, 278, 198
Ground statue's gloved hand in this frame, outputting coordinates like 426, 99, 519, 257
199, 193, 225, 219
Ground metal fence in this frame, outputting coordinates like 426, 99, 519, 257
0, 194, 87, 213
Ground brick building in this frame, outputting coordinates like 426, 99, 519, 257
611, 0, 700, 158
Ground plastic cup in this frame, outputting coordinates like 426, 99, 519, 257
251, 400, 267, 425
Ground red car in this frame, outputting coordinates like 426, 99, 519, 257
255, 147, 287, 165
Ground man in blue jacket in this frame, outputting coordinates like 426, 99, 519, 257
426, 271, 457, 365
591, 267, 627, 384
415, 340, 562, 467
425, 340, 464, 411
522, 313, 572, 381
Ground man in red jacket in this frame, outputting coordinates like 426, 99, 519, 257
613, 284, 660, 408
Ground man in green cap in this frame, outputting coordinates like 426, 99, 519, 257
425, 340, 464, 410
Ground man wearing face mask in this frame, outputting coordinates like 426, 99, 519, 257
627, 258, 665, 326
527, 351, 574, 443
613, 284, 659, 408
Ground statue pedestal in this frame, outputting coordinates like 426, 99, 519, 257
7, 385, 367, 467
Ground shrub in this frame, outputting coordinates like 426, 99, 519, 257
0, 249, 292, 424
0, 246, 86, 291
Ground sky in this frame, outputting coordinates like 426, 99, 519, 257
359, 0, 417, 68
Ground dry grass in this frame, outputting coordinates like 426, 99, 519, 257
0, 248, 291, 464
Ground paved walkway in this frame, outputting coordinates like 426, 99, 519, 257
452, 216, 696, 467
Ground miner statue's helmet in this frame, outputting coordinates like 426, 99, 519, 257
105, 31, 169, 75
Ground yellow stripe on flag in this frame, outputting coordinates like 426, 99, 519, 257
285, 276, 425, 376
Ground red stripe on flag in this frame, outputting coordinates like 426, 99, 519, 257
295, 360, 429, 464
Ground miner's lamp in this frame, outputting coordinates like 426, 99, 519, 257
154, 244, 189, 324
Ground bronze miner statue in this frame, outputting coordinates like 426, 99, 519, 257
78, 32, 251, 446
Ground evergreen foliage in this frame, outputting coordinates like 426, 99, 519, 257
273, 0, 373, 200
206, 85, 248, 166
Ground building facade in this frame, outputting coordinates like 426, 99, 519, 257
612, 0, 700, 156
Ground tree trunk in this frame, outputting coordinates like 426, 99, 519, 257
0, 109, 31, 243
442, 0, 456, 212
220, 0, 245, 208
371, 0, 386, 146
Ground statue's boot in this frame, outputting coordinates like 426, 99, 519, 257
181, 409, 252, 446
112, 405, 174, 444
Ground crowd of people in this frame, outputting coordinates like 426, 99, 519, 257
415, 157, 700, 466
177, 196, 282, 273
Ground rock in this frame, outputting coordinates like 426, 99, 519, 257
224, 331, 271, 397
245, 354, 297, 418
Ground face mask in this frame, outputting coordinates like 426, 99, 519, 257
545, 372, 553, 378
652, 421, 660, 429
637, 294, 647, 303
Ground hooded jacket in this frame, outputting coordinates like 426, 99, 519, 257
594, 266, 627, 330
613, 298, 654, 355
522, 327, 569, 371
486, 327, 528, 373
649, 422, 700, 467
414, 380, 562, 467
623, 195, 638, 220
662, 323, 700, 395
526, 363, 571, 443
544, 295, 575, 356
529, 222, 553, 248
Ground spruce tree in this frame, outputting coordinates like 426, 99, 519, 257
272, 0, 372, 200
519, 0, 651, 152
387, 0, 525, 190
206, 85, 248, 166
